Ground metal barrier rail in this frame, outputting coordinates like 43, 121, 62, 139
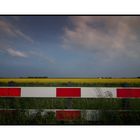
0, 87, 140, 98
0, 109, 140, 122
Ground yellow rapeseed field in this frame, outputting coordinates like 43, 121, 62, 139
0, 78, 140, 84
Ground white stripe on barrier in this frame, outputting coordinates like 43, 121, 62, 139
81, 110, 100, 121
21, 87, 56, 97
81, 88, 117, 98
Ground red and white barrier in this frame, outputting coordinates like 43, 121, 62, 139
0, 109, 99, 121
0, 87, 140, 98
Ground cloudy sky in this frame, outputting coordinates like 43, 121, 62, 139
0, 16, 140, 77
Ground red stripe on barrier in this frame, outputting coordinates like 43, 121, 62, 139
56, 110, 81, 121
56, 88, 81, 97
0, 88, 21, 97
117, 88, 140, 98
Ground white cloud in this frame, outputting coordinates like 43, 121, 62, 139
62, 16, 140, 77
63, 16, 140, 56
15, 30, 34, 43
0, 19, 34, 43
6, 48, 28, 58
0, 20, 16, 37
0, 18, 33, 58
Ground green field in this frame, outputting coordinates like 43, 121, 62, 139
0, 78, 140, 87
0, 98, 140, 110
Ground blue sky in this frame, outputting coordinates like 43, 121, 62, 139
0, 16, 140, 77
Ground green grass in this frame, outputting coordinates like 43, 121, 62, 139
0, 98, 140, 124
0, 98, 140, 110
0, 78, 140, 87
